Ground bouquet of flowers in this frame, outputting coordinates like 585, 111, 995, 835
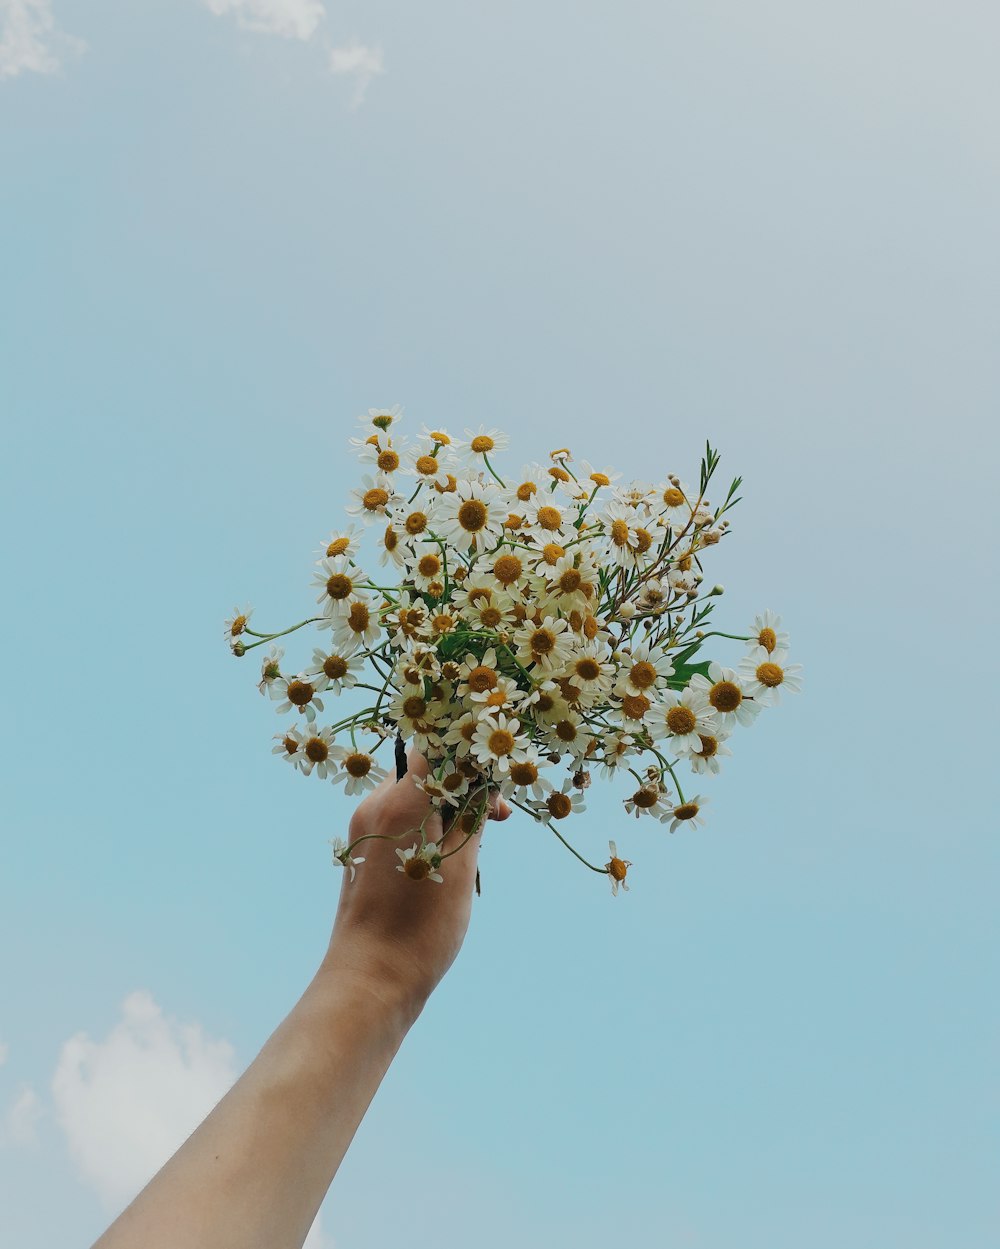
225, 407, 802, 895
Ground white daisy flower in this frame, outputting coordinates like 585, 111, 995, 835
649, 688, 718, 755
618, 640, 674, 696
577, 460, 622, 491
357, 435, 408, 482
257, 645, 284, 697
298, 725, 338, 779
224, 605, 253, 645
624, 784, 672, 820
324, 598, 381, 654
545, 712, 593, 762
306, 647, 362, 694
419, 423, 453, 447
471, 711, 532, 776
434, 479, 504, 553
315, 525, 362, 564
383, 592, 431, 648
521, 496, 574, 541
329, 836, 365, 883
457, 648, 504, 702
737, 646, 804, 707
758, 610, 792, 646
441, 710, 481, 757
688, 662, 763, 732
487, 547, 530, 594
359, 405, 403, 434
665, 794, 709, 834
378, 521, 408, 570
408, 444, 455, 488
273, 675, 324, 723
515, 614, 573, 672
596, 731, 636, 780
499, 752, 553, 802
389, 497, 440, 545
687, 730, 733, 776
313, 558, 367, 618
656, 478, 694, 531
396, 841, 444, 883
407, 541, 448, 593
605, 840, 632, 896
562, 642, 616, 707
345, 474, 398, 525
532, 780, 587, 822
272, 724, 308, 772
330, 746, 387, 796
457, 425, 510, 461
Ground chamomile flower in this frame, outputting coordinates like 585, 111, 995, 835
747, 609, 789, 654
605, 840, 632, 896
544, 712, 593, 762
272, 724, 308, 772
577, 460, 622, 491
224, 606, 253, 645
624, 784, 672, 820
458, 425, 510, 461
325, 598, 381, 654
522, 496, 574, 540
665, 794, 709, 834
389, 498, 440, 545
514, 615, 573, 672
396, 841, 444, 883
357, 435, 408, 482
331, 746, 387, 795
257, 645, 284, 697
657, 478, 694, 531
687, 730, 733, 776
306, 648, 362, 694
617, 640, 674, 696
329, 836, 365, 882
434, 479, 504, 553
688, 662, 762, 732
407, 542, 448, 593
346, 474, 397, 525
649, 688, 717, 754
499, 753, 553, 802
360, 405, 403, 433
316, 525, 362, 563
562, 643, 616, 706
313, 558, 367, 618
471, 711, 532, 776
737, 646, 803, 707
298, 725, 338, 779
378, 522, 408, 570
596, 731, 636, 780
408, 445, 454, 488
273, 675, 324, 722
534, 780, 587, 822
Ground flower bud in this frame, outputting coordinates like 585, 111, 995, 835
710, 584, 725, 596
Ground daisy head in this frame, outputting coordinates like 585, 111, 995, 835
329, 836, 366, 883
224, 605, 253, 646
434, 479, 503, 553
665, 794, 709, 834
459, 425, 510, 462
748, 609, 789, 655
331, 746, 387, 796
737, 646, 803, 707
346, 474, 398, 525
605, 840, 632, 896
396, 841, 444, 883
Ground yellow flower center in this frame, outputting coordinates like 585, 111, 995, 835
633, 787, 658, 809
305, 737, 329, 763
756, 661, 784, 687
404, 856, 431, 880
516, 481, 537, 501
435, 474, 458, 494
509, 761, 539, 785
325, 573, 353, 600
458, 499, 488, 532
709, 680, 742, 712
674, 802, 700, 821
384, 527, 398, 551
547, 792, 572, 819
634, 527, 653, 554
621, 693, 651, 720
493, 553, 523, 585
758, 627, 777, 653
697, 734, 718, 757
608, 856, 628, 881
610, 519, 629, 546
324, 655, 348, 679
665, 705, 697, 735
362, 487, 389, 511
488, 729, 516, 756
530, 628, 556, 656
405, 511, 428, 535
443, 772, 466, 792
629, 660, 656, 690
430, 430, 450, 444
542, 542, 565, 565
470, 435, 495, 454
467, 665, 498, 693
344, 753, 372, 778
286, 679, 314, 707
418, 554, 441, 577
583, 615, 600, 640
377, 449, 399, 472
480, 606, 502, 628
534, 692, 555, 713
282, 734, 299, 755
432, 612, 456, 633
549, 466, 570, 482
403, 695, 427, 719
575, 657, 600, 682
326, 537, 350, 557
415, 455, 438, 476
555, 719, 578, 742
590, 472, 610, 486
663, 487, 685, 508
347, 603, 371, 633
536, 505, 562, 531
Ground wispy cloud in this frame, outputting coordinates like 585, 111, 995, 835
0, 0, 84, 79
2, 1084, 43, 1147
329, 39, 383, 109
49, 989, 332, 1247
202, 0, 326, 41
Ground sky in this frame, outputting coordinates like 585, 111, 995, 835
1, 1, 998, 1246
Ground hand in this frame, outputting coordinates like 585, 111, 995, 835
321, 750, 511, 1016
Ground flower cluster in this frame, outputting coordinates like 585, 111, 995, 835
224, 406, 802, 894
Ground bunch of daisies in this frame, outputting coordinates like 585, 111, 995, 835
224, 407, 802, 894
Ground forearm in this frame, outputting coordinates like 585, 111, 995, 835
92, 956, 424, 1249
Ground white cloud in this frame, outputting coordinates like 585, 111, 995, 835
329, 39, 383, 108
202, 0, 326, 41
50, 989, 332, 1248
2, 1083, 43, 1147
0, 0, 84, 79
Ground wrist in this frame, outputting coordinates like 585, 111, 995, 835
311, 937, 432, 1034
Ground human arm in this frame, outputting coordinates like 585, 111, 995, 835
91, 753, 509, 1249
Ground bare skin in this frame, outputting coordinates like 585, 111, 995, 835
91, 751, 511, 1249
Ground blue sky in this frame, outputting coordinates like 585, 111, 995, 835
1, 2, 998, 1246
